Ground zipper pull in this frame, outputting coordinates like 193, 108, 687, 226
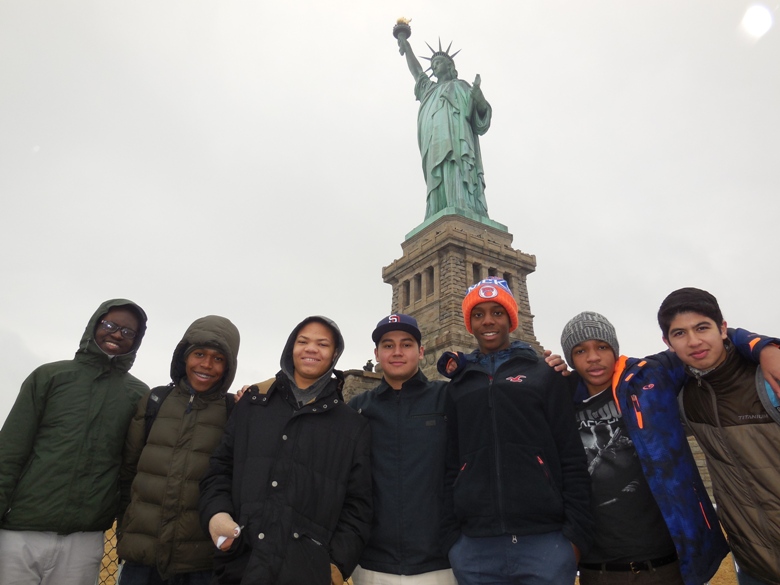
692, 485, 712, 530
631, 395, 644, 429
186, 393, 195, 414
536, 456, 550, 480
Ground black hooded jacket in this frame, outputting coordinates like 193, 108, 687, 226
199, 316, 372, 584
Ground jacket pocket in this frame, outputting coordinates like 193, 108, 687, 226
277, 531, 331, 585
212, 532, 251, 583
501, 443, 563, 521
453, 446, 494, 519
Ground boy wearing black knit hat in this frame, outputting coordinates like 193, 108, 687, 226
560, 311, 725, 585
559, 307, 780, 585
437, 279, 592, 585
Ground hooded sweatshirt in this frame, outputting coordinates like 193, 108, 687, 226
0, 299, 149, 534
279, 315, 345, 406
118, 315, 240, 578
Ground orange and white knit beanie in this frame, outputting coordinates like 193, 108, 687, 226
462, 278, 519, 334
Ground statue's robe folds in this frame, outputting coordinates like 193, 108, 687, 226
415, 72, 492, 219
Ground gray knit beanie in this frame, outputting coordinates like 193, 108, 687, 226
560, 311, 619, 367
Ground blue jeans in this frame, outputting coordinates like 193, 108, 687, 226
448, 531, 577, 585
118, 562, 212, 585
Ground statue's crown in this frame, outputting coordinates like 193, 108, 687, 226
421, 38, 460, 71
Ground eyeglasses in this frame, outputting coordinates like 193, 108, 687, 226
99, 320, 138, 340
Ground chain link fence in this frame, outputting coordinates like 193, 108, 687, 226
100, 523, 120, 585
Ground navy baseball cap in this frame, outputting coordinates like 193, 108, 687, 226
372, 314, 422, 345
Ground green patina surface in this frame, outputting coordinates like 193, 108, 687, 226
397, 27, 494, 222
405, 207, 507, 241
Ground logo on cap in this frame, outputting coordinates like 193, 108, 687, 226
389, 315, 400, 323
478, 285, 498, 299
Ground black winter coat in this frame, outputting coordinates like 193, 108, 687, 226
441, 343, 593, 555
348, 370, 450, 575
199, 373, 372, 585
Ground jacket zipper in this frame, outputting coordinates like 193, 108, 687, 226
536, 455, 551, 482
692, 483, 711, 530
394, 388, 404, 559
630, 394, 644, 429
696, 373, 775, 546
487, 353, 507, 532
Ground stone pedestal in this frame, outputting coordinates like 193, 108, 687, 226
382, 214, 541, 379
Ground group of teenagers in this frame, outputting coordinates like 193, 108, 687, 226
0, 281, 779, 585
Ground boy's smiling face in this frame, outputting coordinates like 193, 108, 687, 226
663, 311, 728, 370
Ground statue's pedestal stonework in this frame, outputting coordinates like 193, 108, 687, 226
382, 214, 541, 380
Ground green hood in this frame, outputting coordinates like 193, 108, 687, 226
77, 298, 147, 373
169, 315, 240, 395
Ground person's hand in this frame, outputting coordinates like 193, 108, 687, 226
236, 384, 253, 400
330, 564, 344, 585
759, 344, 780, 399
543, 350, 571, 376
398, 36, 410, 56
471, 74, 487, 114
209, 512, 240, 550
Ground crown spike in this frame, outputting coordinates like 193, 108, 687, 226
425, 38, 459, 68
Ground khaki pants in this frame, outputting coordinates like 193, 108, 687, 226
0, 529, 103, 585
351, 566, 458, 585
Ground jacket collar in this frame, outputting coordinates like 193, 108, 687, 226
467, 340, 537, 364
251, 372, 342, 413
375, 368, 428, 396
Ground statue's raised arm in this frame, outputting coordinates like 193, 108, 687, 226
393, 20, 492, 220
397, 34, 424, 80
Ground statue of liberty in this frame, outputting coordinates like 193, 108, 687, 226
395, 22, 492, 220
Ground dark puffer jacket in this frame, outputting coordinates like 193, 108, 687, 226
0, 299, 148, 534
199, 316, 372, 585
118, 315, 240, 578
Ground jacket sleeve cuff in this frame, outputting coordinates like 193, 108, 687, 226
562, 525, 591, 559
729, 328, 780, 359
437, 352, 466, 378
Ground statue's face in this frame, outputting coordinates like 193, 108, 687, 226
432, 57, 454, 81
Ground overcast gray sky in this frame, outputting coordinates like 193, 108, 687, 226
2, 1, 778, 425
